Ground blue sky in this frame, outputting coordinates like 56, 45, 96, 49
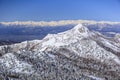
0, 0, 120, 22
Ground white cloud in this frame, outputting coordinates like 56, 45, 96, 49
0, 20, 120, 27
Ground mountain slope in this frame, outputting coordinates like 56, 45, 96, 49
0, 24, 120, 80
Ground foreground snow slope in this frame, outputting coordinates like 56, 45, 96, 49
0, 24, 120, 80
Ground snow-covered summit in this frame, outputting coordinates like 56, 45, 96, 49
73, 24, 89, 33
40, 24, 90, 49
72, 24, 90, 37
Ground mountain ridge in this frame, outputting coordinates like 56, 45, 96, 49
0, 24, 120, 80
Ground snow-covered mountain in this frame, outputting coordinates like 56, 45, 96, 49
0, 24, 120, 80
1, 20, 120, 43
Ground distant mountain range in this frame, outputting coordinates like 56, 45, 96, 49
0, 20, 120, 45
0, 24, 120, 80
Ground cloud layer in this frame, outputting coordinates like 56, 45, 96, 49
0, 20, 120, 27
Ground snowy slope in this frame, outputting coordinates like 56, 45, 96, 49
0, 24, 120, 80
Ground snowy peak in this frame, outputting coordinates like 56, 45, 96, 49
71, 24, 90, 37
44, 24, 90, 40
73, 24, 89, 33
